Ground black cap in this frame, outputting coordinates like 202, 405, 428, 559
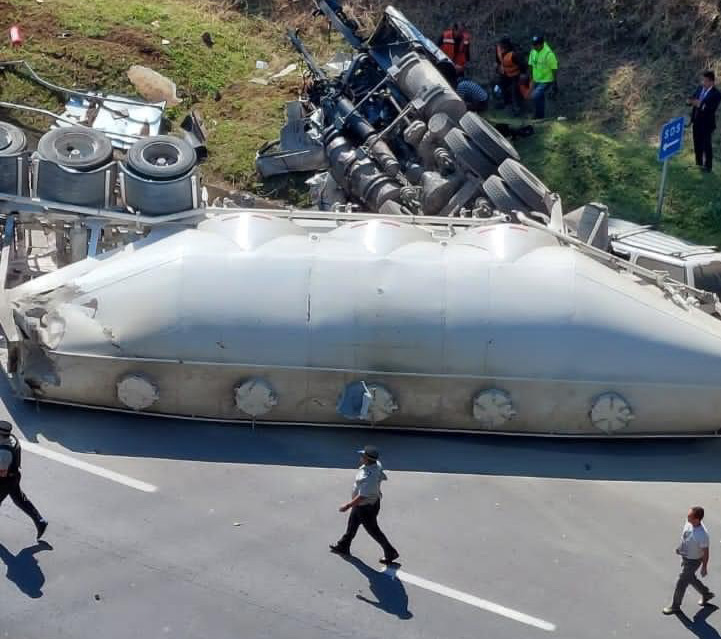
0, 421, 12, 436
357, 444, 379, 460
532, 35, 544, 45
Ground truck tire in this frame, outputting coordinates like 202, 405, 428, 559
0, 121, 27, 156
482, 175, 528, 212
444, 127, 495, 178
459, 112, 520, 165
37, 126, 113, 171
127, 135, 196, 180
498, 158, 551, 212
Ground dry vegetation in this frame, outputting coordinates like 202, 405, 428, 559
272, 0, 721, 137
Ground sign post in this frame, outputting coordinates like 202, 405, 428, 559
656, 116, 685, 220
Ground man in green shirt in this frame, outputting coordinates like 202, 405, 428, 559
528, 35, 558, 119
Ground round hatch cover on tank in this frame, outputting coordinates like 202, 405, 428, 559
590, 392, 634, 433
472, 389, 516, 429
117, 374, 159, 411
337, 381, 398, 423
234, 378, 278, 417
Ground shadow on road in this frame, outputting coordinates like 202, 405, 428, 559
679, 606, 721, 639
6, 374, 721, 482
343, 556, 412, 619
0, 541, 53, 598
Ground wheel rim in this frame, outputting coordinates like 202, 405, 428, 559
142, 141, 180, 167
54, 133, 100, 160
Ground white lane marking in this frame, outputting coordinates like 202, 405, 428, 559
387, 566, 556, 632
22, 441, 158, 493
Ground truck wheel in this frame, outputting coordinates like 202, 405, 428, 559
37, 126, 113, 171
444, 127, 495, 178
482, 175, 529, 212
127, 135, 196, 180
498, 158, 551, 212
0, 121, 27, 156
460, 112, 520, 165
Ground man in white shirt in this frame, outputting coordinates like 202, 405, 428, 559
663, 506, 714, 614
329, 445, 399, 564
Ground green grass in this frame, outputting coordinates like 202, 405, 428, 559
4, 0, 721, 244
514, 121, 721, 245
0, 0, 338, 189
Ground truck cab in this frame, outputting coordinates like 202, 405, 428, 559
608, 217, 721, 297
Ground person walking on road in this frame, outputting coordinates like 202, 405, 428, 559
528, 35, 558, 119
688, 70, 721, 172
329, 445, 399, 565
663, 506, 714, 615
0, 421, 47, 540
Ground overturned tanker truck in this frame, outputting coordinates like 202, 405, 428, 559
1, 6, 721, 436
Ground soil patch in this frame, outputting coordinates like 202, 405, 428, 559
100, 28, 169, 63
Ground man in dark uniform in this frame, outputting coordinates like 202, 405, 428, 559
688, 70, 721, 172
329, 445, 399, 565
0, 421, 47, 540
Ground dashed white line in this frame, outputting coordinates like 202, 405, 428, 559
22, 441, 158, 493
387, 566, 556, 632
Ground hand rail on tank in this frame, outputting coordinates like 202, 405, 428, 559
0, 192, 505, 229
516, 212, 721, 313
0, 194, 207, 225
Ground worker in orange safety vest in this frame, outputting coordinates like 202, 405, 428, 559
454, 26, 471, 77
495, 36, 527, 115
438, 24, 459, 62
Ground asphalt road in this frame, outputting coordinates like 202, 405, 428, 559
3, 382, 721, 638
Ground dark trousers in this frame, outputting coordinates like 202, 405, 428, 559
499, 74, 522, 114
672, 557, 712, 607
336, 500, 397, 558
693, 124, 714, 170
0, 475, 43, 526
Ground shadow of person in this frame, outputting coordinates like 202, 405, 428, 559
678, 605, 721, 639
0, 541, 53, 599
344, 555, 412, 619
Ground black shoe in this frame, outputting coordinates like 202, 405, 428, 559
379, 550, 400, 565
700, 592, 715, 606
35, 520, 48, 541
662, 606, 681, 615
329, 544, 350, 556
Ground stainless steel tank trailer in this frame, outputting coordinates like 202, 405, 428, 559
1, 5, 721, 436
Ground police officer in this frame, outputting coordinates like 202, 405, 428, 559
0, 421, 48, 540
329, 445, 399, 564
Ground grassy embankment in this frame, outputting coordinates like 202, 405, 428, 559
1, 0, 721, 243
514, 120, 721, 245
0, 0, 333, 197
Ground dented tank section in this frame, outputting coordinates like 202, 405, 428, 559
6, 211, 721, 436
